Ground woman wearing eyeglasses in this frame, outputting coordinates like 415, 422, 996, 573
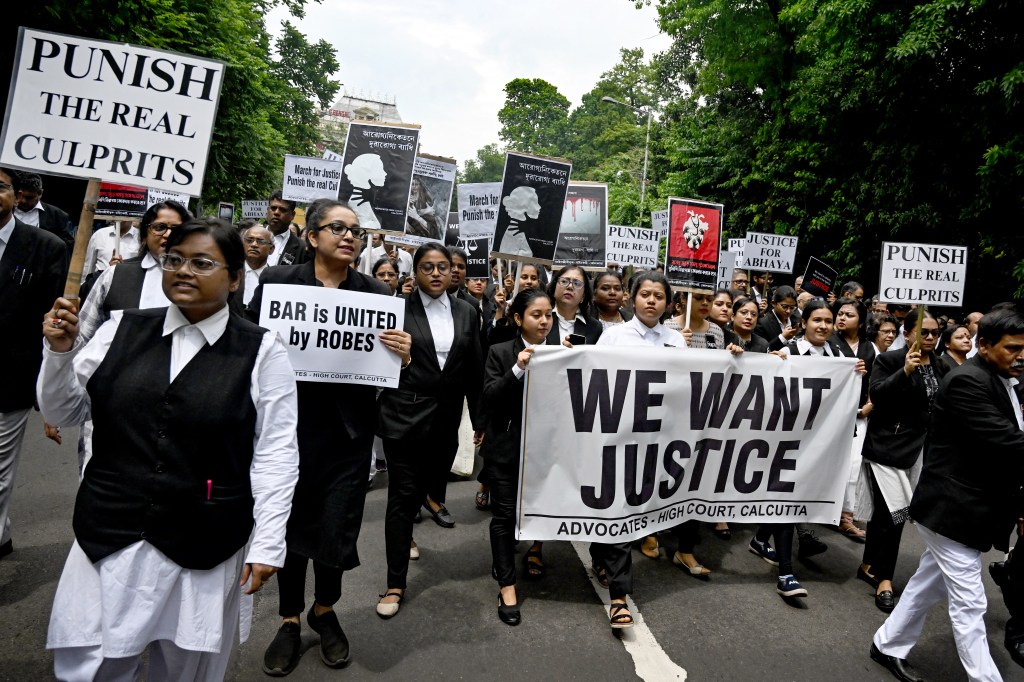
868, 312, 900, 355
246, 200, 411, 674
830, 297, 876, 543
856, 308, 948, 613
372, 257, 401, 295
730, 297, 771, 353
39, 219, 299, 681
755, 285, 801, 351
374, 243, 484, 620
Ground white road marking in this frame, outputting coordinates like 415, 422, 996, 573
571, 541, 687, 681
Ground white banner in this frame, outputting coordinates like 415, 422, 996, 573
606, 224, 659, 269
517, 347, 859, 542
242, 200, 268, 220
877, 241, 967, 307
457, 182, 502, 240
0, 29, 223, 196
282, 154, 343, 203
743, 232, 798, 273
258, 284, 405, 387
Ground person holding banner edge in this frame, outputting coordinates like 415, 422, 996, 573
246, 200, 411, 675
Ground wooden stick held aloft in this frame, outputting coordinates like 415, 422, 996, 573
63, 178, 102, 307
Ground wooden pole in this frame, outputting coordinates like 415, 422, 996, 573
64, 178, 101, 307
512, 261, 523, 299
912, 304, 927, 353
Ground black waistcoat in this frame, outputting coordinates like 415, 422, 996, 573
101, 256, 147, 318
75, 308, 264, 569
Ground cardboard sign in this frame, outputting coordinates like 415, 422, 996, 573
457, 182, 502, 240
258, 284, 405, 387
877, 242, 967, 306
444, 211, 461, 249
282, 154, 343, 203
95, 182, 189, 219
323, 148, 342, 161
387, 154, 457, 248
743, 232, 798, 274
665, 198, 723, 291
463, 237, 491, 279
217, 202, 235, 220
492, 151, 572, 263
553, 182, 607, 268
0, 29, 224, 195
338, 121, 420, 233
242, 200, 268, 220
717, 251, 736, 290
606, 224, 659, 269
727, 238, 746, 269
801, 257, 838, 298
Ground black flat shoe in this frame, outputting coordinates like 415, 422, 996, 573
856, 566, 880, 590
875, 590, 896, 613
423, 501, 455, 528
306, 607, 350, 668
263, 622, 302, 677
1006, 639, 1024, 669
0, 539, 12, 559
870, 643, 924, 682
498, 592, 521, 626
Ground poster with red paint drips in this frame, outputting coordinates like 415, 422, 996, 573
553, 182, 607, 268
666, 197, 724, 291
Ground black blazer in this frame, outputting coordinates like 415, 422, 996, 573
785, 337, 843, 358
479, 337, 527, 471
733, 331, 770, 354
377, 291, 484, 441
245, 261, 390, 440
910, 355, 1024, 552
830, 333, 877, 408
756, 311, 800, 352
547, 313, 603, 347
277, 232, 308, 265
862, 348, 949, 469
0, 219, 67, 411
36, 202, 75, 253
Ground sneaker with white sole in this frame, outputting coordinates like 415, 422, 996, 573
749, 537, 780, 566
777, 574, 808, 598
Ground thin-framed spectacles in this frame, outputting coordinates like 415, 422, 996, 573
159, 253, 227, 276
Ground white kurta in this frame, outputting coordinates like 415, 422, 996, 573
37, 305, 299, 657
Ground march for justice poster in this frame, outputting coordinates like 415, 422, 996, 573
491, 152, 572, 263
338, 121, 420, 233
666, 197, 724, 291
553, 182, 607, 268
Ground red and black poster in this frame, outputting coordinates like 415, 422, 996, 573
666, 197, 723, 291
801, 257, 838, 298
553, 182, 607, 268
95, 182, 148, 219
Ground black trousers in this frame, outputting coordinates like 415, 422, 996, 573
756, 524, 795, 576
489, 469, 518, 587
276, 550, 344, 617
861, 471, 906, 582
589, 542, 633, 600
1001, 533, 1024, 644
673, 520, 700, 554
383, 427, 458, 589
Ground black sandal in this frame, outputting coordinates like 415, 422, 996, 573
475, 490, 490, 511
592, 563, 609, 589
609, 602, 634, 629
522, 545, 545, 580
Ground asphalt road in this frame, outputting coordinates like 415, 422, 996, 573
1, 411, 1020, 681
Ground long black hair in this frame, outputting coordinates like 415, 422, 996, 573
139, 200, 192, 245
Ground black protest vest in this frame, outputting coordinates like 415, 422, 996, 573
75, 308, 263, 569
101, 256, 147, 317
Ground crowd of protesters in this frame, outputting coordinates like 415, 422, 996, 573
2, 175, 1023, 682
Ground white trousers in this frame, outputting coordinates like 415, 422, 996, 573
874, 523, 1002, 682
53, 638, 233, 682
0, 408, 31, 545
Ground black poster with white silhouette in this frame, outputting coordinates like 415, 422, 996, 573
492, 152, 572, 264
338, 121, 420, 234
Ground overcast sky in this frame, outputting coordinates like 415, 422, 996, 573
267, 0, 671, 167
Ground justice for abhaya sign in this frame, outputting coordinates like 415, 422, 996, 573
259, 284, 405, 388
0, 29, 223, 196
517, 347, 859, 542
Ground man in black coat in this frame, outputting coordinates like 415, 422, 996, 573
0, 168, 67, 558
12, 172, 75, 254
871, 307, 1024, 682
262, 191, 307, 266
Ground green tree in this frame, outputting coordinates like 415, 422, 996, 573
458, 143, 506, 184
497, 78, 571, 156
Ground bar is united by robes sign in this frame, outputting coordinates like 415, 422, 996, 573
0, 29, 224, 196
517, 347, 860, 542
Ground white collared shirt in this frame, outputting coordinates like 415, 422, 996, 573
139, 251, 171, 309
597, 314, 687, 348
1001, 375, 1024, 431
786, 336, 836, 357
512, 338, 546, 379
76, 250, 171, 344
14, 204, 42, 227
555, 309, 585, 343
243, 262, 267, 305
0, 214, 15, 263
267, 230, 289, 266
82, 226, 141, 277
418, 288, 454, 370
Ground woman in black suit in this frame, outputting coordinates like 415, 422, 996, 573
246, 200, 411, 675
730, 297, 771, 353
755, 285, 800, 351
830, 297, 876, 542
546, 265, 603, 345
375, 243, 484, 619
857, 308, 947, 612
482, 288, 555, 625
